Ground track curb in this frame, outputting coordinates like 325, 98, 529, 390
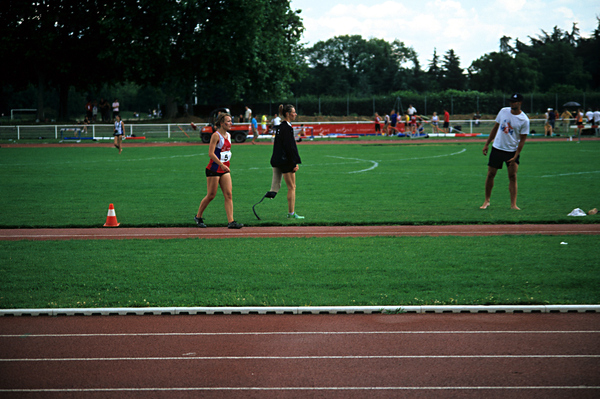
1, 305, 599, 316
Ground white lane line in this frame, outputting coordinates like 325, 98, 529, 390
2, 330, 600, 338
2, 355, 600, 362
540, 170, 600, 178
1, 387, 599, 392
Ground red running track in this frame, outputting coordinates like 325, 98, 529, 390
1, 224, 599, 240
1, 313, 599, 398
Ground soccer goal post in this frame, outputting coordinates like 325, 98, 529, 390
10, 109, 37, 121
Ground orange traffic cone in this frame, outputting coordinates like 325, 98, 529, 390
103, 203, 120, 227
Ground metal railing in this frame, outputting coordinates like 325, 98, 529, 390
1, 119, 597, 141
0, 123, 204, 141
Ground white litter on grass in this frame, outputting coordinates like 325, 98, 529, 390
567, 208, 586, 217
561, 242, 568, 245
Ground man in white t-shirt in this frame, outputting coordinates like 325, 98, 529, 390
480, 92, 530, 210
593, 106, 600, 135
585, 108, 594, 124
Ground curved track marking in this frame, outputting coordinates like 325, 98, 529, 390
326, 148, 467, 174
327, 156, 379, 173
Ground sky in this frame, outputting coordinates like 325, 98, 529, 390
289, 0, 600, 69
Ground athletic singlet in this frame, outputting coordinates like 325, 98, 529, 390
206, 132, 232, 173
114, 121, 123, 135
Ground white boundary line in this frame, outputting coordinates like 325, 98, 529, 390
1, 305, 599, 316
3, 355, 600, 362
3, 330, 599, 338
1, 386, 599, 392
540, 170, 600, 178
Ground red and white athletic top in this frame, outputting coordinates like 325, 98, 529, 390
206, 132, 232, 173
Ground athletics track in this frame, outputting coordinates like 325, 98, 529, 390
1, 224, 599, 397
2, 138, 599, 397
1, 313, 599, 397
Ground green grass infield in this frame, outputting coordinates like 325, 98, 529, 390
1, 235, 598, 309
1, 141, 598, 227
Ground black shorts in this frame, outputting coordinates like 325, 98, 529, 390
443, 121, 449, 128
488, 147, 519, 169
275, 163, 297, 174
205, 168, 229, 177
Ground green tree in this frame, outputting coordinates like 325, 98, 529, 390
302, 35, 416, 96
1, 0, 304, 120
523, 24, 590, 91
426, 48, 442, 92
468, 51, 540, 93
440, 49, 466, 90
0, 0, 113, 120
576, 17, 600, 89
99, 0, 304, 117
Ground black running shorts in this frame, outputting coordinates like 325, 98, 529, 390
488, 146, 520, 169
205, 168, 229, 177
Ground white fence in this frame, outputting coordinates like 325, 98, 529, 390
0, 123, 206, 141
0, 119, 595, 141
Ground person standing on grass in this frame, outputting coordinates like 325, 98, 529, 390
431, 112, 440, 133
270, 113, 281, 139
195, 113, 243, 229
560, 108, 573, 134
113, 115, 124, 154
374, 112, 381, 135
575, 108, 584, 138
480, 93, 529, 210
112, 98, 120, 120
261, 114, 268, 134
251, 114, 259, 144
384, 113, 390, 136
443, 108, 450, 133
407, 104, 417, 117
270, 104, 304, 219
389, 109, 397, 136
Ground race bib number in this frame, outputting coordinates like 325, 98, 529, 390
220, 151, 231, 163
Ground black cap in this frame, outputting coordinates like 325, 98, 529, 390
508, 93, 524, 102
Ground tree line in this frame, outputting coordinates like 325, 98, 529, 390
294, 22, 600, 97
1, 1, 599, 121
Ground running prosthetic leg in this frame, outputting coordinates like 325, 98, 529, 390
252, 191, 277, 220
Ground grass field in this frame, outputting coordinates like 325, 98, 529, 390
1, 140, 599, 309
1, 140, 599, 227
1, 235, 598, 309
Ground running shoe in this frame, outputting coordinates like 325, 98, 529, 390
194, 216, 207, 228
228, 221, 244, 229
287, 212, 305, 219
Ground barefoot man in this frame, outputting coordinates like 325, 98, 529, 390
481, 93, 529, 210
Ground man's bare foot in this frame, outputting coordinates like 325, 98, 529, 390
511, 205, 520, 210
480, 201, 490, 209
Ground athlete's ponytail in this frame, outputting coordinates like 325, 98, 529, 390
215, 112, 231, 128
279, 104, 294, 119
